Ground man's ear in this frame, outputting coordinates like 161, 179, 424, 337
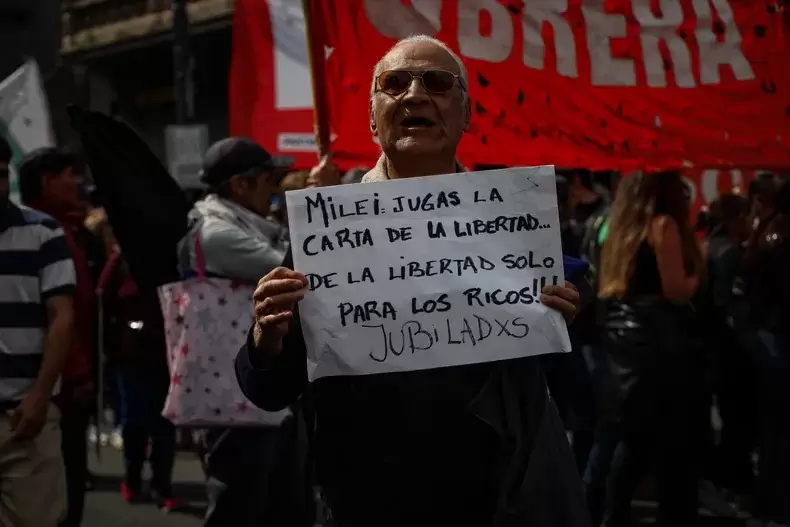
227, 174, 245, 196
369, 99, 377, 136
462, 98, 472, 132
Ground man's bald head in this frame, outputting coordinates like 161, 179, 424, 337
370, 35, 469, 97
368, 35, 471, 173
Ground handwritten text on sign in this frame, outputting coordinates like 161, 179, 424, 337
285, 166, 571, 381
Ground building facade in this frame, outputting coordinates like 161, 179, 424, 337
60, 0, 235, 173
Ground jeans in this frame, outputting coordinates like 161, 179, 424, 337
581, 342, 621, 526
753, 329, 790, 523
602, 409, 697, 527
584, 421, 620, 527
543, 341, 598, 474
116, 365, 175, 494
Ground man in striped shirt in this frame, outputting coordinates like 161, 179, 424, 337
0, 137, 75, 525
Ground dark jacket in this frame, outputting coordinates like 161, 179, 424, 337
706, 230, 743, 321
100, 251, 167, 368
235, 252, 590, 527
744, 213, 790, 335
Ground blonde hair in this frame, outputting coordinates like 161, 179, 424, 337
370, 35, 469, 97
599, 171, 702, 299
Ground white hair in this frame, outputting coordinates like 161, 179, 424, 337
370, 34, 469, 97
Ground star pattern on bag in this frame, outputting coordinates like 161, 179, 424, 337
195, 305, 215, 331
173, 292, 189, 309
162, 280, 290, 427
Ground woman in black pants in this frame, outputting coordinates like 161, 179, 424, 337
597, 172, 703, 526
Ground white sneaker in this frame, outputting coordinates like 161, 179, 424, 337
110, 429, 124, 450
88, 426, 98, 444
698, 480, 737, 517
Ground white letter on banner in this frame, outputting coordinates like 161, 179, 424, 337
269, 0, 313, 110
522, 0, 578, 78
693, 0, 754, 84
364, 0, 442, 39
458, 0, 514, 63
582, 0, 637, 86
633, 0, 695, 88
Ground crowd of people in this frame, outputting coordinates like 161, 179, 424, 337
0, 34, 788, 527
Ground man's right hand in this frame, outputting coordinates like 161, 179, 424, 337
306, 154, 339, 188
253, 267, 308, 357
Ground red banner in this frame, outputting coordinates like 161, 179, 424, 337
231, 0, 790, 172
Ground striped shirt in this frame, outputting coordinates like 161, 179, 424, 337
0, 203, 76, 402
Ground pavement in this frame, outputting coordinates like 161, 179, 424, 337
84, 447, 205, 527
83, 444, 752, 527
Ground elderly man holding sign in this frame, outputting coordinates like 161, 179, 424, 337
236, 35, 589, 526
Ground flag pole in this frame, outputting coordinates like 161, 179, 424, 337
301, 0, 331, 158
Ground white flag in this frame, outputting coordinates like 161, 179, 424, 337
0, 60, 55, 203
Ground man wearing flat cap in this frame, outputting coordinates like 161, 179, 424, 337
176, 138, 303, 525
179, 137, 292, 282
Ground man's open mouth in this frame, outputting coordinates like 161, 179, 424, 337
401, 117, 436, 128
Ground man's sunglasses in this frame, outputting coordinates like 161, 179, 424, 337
376, 69, 464, 96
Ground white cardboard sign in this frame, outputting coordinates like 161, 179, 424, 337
286, 166, 571, 381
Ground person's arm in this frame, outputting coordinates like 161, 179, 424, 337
200, 220, 287, 283
36, 226, 77, 397
650, 216, 699, 302
11, 225, 76, 439
36, 295, 74, 398
235, 321, 307, 412
235, 248, 307, 410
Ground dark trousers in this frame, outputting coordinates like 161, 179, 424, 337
117, 364, 175, 493
59, 404, 90, 527
582, 342, 622, 526
707, 325, 756, 490
542, 341, 597, 473
602, 385, 698, 527
753, 329, 790, 524
204, 415, 312, 527
584, 420, 620, 526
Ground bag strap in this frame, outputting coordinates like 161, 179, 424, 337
194, 235, 207, 281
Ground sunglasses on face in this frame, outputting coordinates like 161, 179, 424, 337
376, 69, 463, 96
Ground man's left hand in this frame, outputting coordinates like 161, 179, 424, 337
541, 282, 580, 324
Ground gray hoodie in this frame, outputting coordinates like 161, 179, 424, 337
177, 194, 287, 284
